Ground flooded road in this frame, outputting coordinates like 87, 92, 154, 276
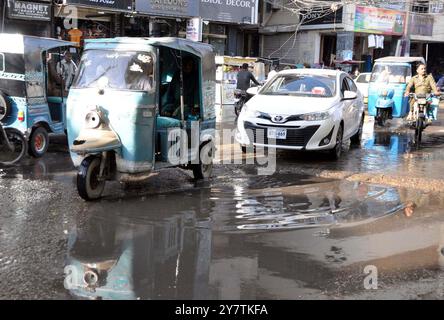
1, 115, 444, 299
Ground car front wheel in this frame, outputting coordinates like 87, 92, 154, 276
328, 125, 343, 160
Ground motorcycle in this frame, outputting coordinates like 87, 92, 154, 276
234, 89, 248, 116
408, 92, 440, 148
0, 123, 27, 166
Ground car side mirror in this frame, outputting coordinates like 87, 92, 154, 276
247, 86, 260, 96
342, 90, 357, 100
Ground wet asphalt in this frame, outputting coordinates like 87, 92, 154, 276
1, 110, 444, 299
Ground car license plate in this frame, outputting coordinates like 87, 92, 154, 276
267, 128, 287, 139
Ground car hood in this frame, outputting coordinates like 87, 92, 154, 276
245, 94, 338, 115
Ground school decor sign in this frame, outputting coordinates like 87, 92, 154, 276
135, 0, 259, 24
7, 0, 51, 21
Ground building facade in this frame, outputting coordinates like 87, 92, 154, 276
0, 0, 261, 57
260, 1, 444, 71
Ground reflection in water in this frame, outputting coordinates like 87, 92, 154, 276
65, 190, 213, 300
64, 175, 405, 299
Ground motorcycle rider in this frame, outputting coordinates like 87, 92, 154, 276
404, 62, 439, 123
236, 63, 260, 92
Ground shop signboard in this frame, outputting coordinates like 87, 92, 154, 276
300, 7, 343, 25
7, 0, 51, 21
135, 0, 199, 18
65, 0, 133, 11
354, 6, 406, 36
200, 0, 259, 24
186, 17, 202, 42
410, 14, 433, 36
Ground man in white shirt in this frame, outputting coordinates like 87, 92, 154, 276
57, 50, 78, 93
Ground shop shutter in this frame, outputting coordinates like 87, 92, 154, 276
263, 34, 298, 64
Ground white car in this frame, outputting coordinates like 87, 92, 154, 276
236, 69, 365, 159
354, 72, 371, 104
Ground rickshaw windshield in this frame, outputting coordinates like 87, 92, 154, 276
370, 64, 410, 84
72, 50, 154, 91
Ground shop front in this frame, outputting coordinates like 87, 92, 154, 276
134, 0, 199, 37
345, 5, 406, 72
2, 0, 52, 37
54, 0, 132, 46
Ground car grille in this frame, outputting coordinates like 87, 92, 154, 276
244, 122, 320, 147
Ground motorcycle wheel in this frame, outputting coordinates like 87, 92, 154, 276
415, 117, 423, 148
0, 128, 27, 166
77, 156, 105, 201
234, 102, 242, 116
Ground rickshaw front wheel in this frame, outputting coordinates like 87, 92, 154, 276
193, 141, 215, 180
77, 156, 105, 201
28, 126, 49, 158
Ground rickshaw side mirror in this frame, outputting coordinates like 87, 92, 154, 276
342, 90, 357, 101
247, 86, 260, 96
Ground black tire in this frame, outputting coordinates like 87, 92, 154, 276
376, 108, 386, 126
351, 114, 364, 146
234, 102, 242, 116
77, 156, 105, 201
28, 126, 49, 158
192, 141, 215, 180
0, 128, 27, 166
415, 118, 423, 148
328, 125, 343, 160
0, 92, 11, 121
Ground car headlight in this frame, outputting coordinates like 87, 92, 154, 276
301, 111, 330, 121
242, 105, 261, 118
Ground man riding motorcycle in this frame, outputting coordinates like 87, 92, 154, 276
404, 62, 440, 123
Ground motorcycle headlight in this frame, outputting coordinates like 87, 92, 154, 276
301, 111, 331, 121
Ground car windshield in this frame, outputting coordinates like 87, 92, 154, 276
370, 64, 410, 84
356, 73, 370, 83
261, 74, 336, 97
72, 50, 154, 91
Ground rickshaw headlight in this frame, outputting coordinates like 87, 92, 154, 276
85, 111, 101, 129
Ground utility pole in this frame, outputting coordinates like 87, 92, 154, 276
403, 0, 412, 57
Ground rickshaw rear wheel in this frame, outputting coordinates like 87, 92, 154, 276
28, 126, 49, 158
77, 156, 105, 201
193, 141, 215, 180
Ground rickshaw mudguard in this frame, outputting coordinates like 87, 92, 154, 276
71, 128, 122, 155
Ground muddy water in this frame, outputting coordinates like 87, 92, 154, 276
2, 123, 444, 299
276, 118, 444, 181
63, 171, 444, 300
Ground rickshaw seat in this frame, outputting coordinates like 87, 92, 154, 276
47, 96, 64, 104
156, 116, 181, 129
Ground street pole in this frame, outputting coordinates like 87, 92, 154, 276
403, 0, 412, 57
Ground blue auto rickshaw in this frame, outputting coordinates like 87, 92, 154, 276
368, 56, 425, 126
67, 37, 216, 200
0, 34, 78, 157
